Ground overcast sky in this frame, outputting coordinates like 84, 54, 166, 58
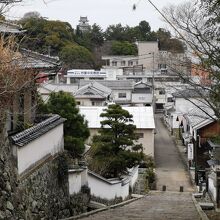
6, 0, 185, 31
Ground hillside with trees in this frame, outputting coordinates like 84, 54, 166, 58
17, 13, 184, 69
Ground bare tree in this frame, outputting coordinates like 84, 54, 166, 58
0, 36, 35, 133
163, 0, 220, 120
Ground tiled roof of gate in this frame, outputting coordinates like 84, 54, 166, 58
11, 115, 65, 147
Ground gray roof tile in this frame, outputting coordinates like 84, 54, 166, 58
11, 115, 65, 147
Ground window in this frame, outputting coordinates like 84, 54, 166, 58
128, 61, 133, 66
167, 97, 173, 102
159, 90, 165, 95
92, 101, 101, 106
158, 64, 167, 69
112, 61, 117, 66
136, 133, 144, 138
161, 69, 168, 74
118, 93, 126, 98
139, 97, 145, 100
120, 61, 125, 66
76, 101, 81, 105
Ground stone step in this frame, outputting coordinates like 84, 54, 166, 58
88, 201, 106, 209
199, 202, 215, 210
193, 193, 203, 198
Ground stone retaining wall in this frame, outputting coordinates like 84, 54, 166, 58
0, 137, 90, 220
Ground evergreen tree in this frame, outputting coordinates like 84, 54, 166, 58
90, 104, 144, 178
43, 91, 90, 157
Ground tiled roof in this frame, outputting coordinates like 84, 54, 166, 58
79, 80, 134, 90
39, 83, 78, 94
172, 88, 207, 98
18, 48, 61, 70
11, 115, 65, 147
74, 81, 111, 98
186, 106, 216, 129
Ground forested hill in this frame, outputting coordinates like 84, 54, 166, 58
16, 15, 184, 69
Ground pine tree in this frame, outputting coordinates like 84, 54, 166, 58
90, 104, 144, 178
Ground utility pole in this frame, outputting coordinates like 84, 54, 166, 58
194, 135, 199, 185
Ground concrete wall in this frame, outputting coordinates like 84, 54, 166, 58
15, 124, 64, 175
137, 42, 159, 70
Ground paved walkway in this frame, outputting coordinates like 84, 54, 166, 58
154, 115, 194, 192
81, 191, 200, 220
80, 115, 201, 220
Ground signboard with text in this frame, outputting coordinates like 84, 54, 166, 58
188, 143, 194, 160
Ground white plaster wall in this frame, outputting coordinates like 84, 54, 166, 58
88, 175, 122, 200
17, 124, 64, 174
137, 129, 154, 157
171, 113, 184, 129
131, 93, 153, 104
86, 128, 154, 157
113, 90, 132, 103
75, 98, 91, 106
75, 98, 105, 106
81, 169, 88, 186
208, 177, 217, 201
85, 128, 99, 145
116, 182, 129, 200
88, 174, 129, 200
101, 68, 123, 80
68, 172, 82, 195
129, 166, 139, 188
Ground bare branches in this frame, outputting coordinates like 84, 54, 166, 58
162, 0, 220, 120
0, 36, 35, 126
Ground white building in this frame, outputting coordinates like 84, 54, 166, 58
66, 69, 107, 84
79, 106, 155, 157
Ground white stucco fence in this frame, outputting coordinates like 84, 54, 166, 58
68, 168, 88, 195
13, 117, 64, 174
208, 176, 217, 201
87, 166, 139, 201
128, 166, 139, 188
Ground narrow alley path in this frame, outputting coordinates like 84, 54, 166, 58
78, 115, 200, 220
154, 114, 194, 192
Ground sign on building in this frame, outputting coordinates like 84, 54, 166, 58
188, 143, 194, 160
